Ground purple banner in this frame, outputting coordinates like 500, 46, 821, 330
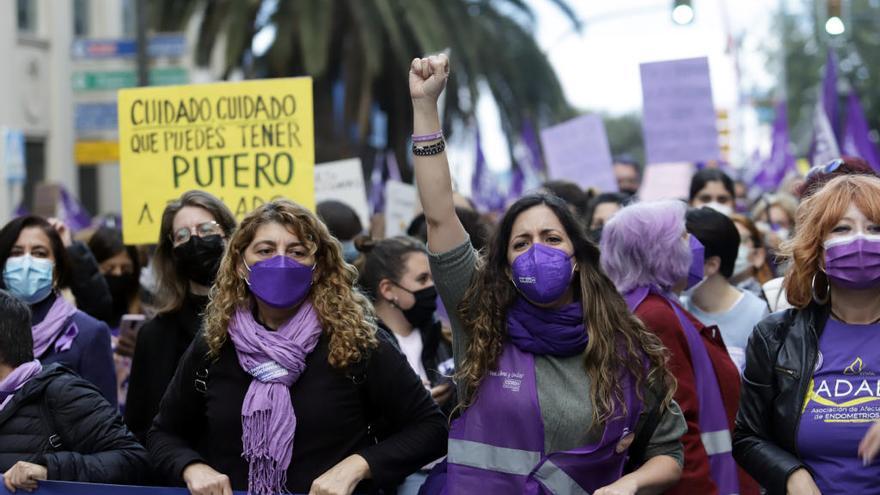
640, 57, 720, 165
0, 477, 254, 494
539, 114, 617, 192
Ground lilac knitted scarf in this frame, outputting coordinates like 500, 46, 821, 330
227, 301, 322, 495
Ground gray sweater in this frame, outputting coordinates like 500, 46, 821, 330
430, 238, 686, 463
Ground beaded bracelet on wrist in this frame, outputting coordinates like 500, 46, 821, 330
412, 140, 446, 156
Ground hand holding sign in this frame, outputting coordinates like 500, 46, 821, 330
3, 461, 47, 493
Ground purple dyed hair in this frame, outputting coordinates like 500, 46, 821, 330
600, 200, 692, 294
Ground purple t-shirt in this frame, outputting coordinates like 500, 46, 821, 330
798, 318, 880, 494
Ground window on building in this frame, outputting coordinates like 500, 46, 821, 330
122, 0, 137, 37
73, 0, 90, 36
17, 0, 37, 33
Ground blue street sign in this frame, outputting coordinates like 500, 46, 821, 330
71, 33, 186, 59
75, 102, 118, 133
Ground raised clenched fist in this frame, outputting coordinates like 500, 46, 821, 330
409, 54, 449, 104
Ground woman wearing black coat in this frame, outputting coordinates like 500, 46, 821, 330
0, 290, 148, 492
124, 191, 236, 442
148, 200, 446, 495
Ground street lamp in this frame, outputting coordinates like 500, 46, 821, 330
825, 0, 845, 35
672, 0, 695, 25
825, 16, 845, 35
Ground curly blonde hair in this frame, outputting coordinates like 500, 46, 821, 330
457, 194, 675, 426
203, 200, 378, 367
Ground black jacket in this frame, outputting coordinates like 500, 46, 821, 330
733, 303, 831, 495
147, 329, 447, 493
66, 241, 113, 325
376, 320, 453, 388
377, 320, 455, 417
125, 293, 208, 443
0, 364, 149, 483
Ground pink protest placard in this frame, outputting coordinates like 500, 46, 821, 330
638, 162, 695, 201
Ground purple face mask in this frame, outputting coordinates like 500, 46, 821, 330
246, 255, 314, 309
511, 243, 574, 305
686, 234, 706, 290
824, 234, 880, 290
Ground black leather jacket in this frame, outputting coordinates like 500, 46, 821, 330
733, 302, 831, 495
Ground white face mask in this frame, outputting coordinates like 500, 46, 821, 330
733, 244, 751, 276
704, 202, 733, 217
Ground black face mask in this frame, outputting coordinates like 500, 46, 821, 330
588, 227, 603, 244
394, 284, 438, 330
104, 273, 138, 325
172, 234, 225, 287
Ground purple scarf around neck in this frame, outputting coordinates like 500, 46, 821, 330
32, 295, 79, 358
227, 301, 323, 495
0, 360, 42, 411
506, 297, 588, 356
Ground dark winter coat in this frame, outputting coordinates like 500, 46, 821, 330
0, 364, 149, 483
32, 294, 117, 407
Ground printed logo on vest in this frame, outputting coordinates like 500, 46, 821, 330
517, 276, 536, 284
489, 369, 524, 393
845, 357, 866, 376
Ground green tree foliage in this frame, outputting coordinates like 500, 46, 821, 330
151, 0, 579, 167
602, 113, 644, 166
772, 0, 880, 153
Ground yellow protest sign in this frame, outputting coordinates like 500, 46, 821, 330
118, 77, 314, 244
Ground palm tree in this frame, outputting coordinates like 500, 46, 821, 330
151, 0, 579, 174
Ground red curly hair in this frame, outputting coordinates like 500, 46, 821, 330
782, 175, 880, 308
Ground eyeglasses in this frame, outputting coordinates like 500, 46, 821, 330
805, 158, 844, 181
171, 221, 224, 246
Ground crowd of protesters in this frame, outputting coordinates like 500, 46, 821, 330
2, 53, 880, 495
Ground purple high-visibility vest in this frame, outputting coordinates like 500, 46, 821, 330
444, 342, 642, 494
625, 286, 739, 495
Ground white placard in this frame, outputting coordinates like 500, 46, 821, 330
384, 180, 419, 238
314, 158, 370, 229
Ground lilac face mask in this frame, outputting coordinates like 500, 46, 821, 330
823, 234, 880, 290
511, 243, 574, 305
686, 234, 706, 290
246, 255, 314, 309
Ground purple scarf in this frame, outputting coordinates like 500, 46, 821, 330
227, 302, 323, 495
0, 360, 42, 411
32, 295, 79, 358
506, 297, 588, 356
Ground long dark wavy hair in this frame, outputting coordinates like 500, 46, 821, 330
457, 193, 675, 424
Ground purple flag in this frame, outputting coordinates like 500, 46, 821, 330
753, 102, 797, 191
510, 165, 525, 199
470, 130, 507, 213
810, 51, 842, 168
385, 150, 402, 182
841, 90, 880, 173
368, 152, 384, 215
823, 50, 840, 140
510, 122, 543, 198
811, 97, 841, 167
59, 187, 92, 232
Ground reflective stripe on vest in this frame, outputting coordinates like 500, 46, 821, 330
533, 460, 590, 495
447, 438, 541, 476
701, 429, 733, 456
